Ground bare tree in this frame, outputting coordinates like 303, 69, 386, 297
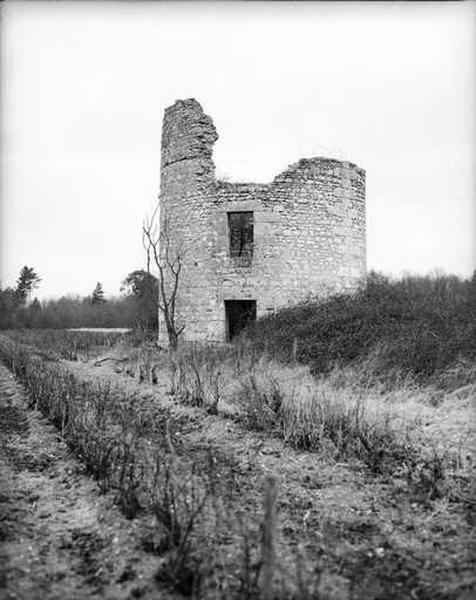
142, 205, 187, 351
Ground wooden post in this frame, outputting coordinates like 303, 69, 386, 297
261, 474, 278, 600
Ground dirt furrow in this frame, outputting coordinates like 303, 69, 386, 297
0, 364, 171, 600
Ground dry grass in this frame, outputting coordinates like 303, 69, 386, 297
166, 344, 474, 486
2, 328, 125, 361
1, 330, 475, 599
0, 335, 313, 597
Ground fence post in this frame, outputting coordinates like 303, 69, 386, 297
261, 474, 278, 600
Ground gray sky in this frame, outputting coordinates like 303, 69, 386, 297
1, 1, 475, 299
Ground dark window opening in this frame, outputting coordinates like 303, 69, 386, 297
228, 211, 253, 265
225, 300, 256, 341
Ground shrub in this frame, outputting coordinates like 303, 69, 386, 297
243, 272, 476, 385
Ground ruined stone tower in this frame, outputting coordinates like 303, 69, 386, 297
159, 98, 366, 343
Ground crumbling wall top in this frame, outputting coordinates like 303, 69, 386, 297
273, 157, 365, 183
161, 98, 218, 168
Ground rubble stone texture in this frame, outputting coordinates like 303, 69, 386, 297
159, 98, 366, 343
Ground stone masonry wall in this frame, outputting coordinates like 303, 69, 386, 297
159, 99, 366, 344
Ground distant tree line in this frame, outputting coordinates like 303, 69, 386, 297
0, 266, 158, 333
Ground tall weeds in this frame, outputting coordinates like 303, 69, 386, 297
165, 343, 472, 504
2, 328, 124, 361
0, 335, 320, 598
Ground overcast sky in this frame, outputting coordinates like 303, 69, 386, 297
1, 1, 475, 299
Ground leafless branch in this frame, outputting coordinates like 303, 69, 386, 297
142, 205, 188, 351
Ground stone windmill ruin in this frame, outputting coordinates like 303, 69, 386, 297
158, 98, 366, 344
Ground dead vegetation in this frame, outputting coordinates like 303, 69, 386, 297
0, 300, 475, 599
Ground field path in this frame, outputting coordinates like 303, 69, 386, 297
1, 341, 475, 600
0, 364, 173, 600
65, 355, 476, 600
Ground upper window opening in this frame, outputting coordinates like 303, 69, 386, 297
228, 211, 253, 265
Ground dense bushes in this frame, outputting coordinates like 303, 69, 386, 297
1, 268, 158, 332
0, 293, 138, 330
245, 272, 476, 384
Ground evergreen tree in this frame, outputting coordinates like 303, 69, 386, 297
91, 282, 106, 305
16, 266, 41, 304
